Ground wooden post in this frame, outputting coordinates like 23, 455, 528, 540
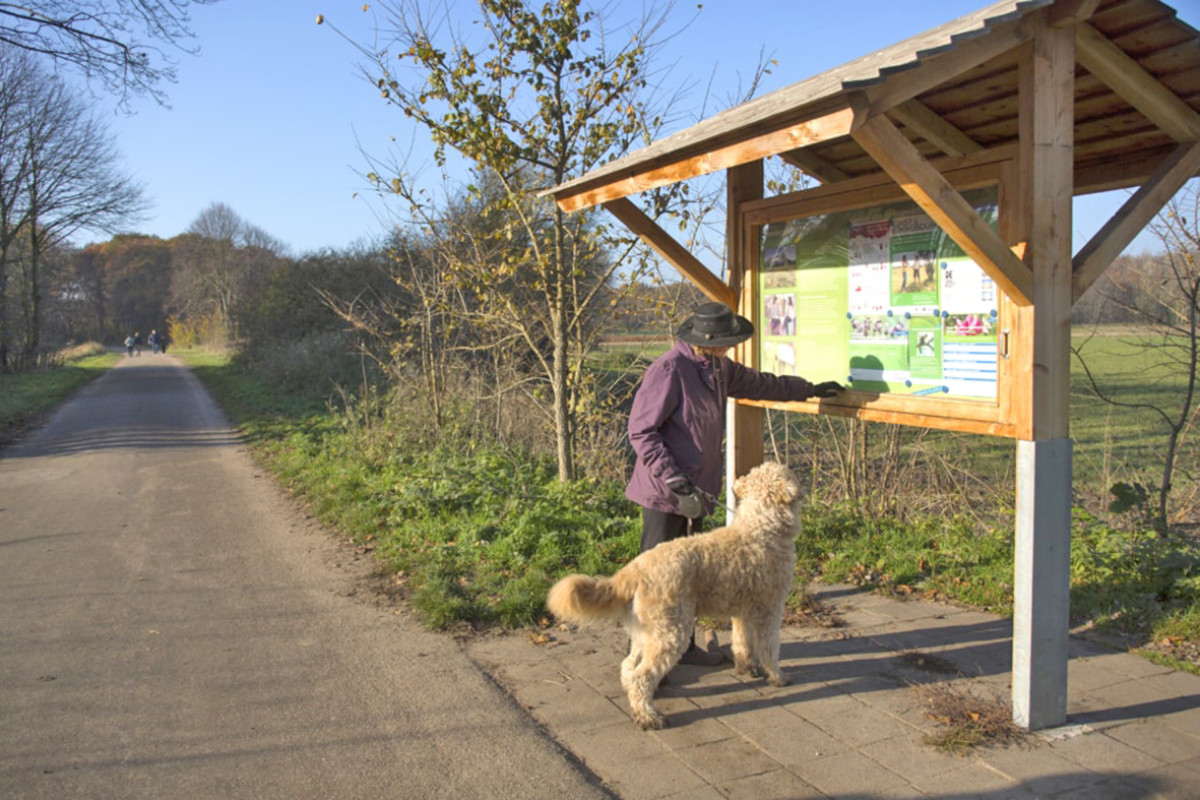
1012, 20, 1075, 731
726, 160, 764, 514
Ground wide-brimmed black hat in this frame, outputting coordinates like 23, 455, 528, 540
675, 302, 755, 347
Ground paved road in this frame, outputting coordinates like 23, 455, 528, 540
0, 356, 611, 799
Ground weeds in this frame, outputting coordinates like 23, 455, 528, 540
914, 681, 1029, 755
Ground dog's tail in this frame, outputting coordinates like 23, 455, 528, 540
547, 572, 634, 623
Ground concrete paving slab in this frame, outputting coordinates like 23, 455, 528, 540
714, 768, 825, 800
1102, 719, 1200, 764
792, 748, 909, 796
1044, 728, 1168, 774
671, 737, 783, 785
602, 753, 709, 800
908, 763, 1032, 798
465, 583, 1200, 799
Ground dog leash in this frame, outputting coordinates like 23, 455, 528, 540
687, 487, 732, 534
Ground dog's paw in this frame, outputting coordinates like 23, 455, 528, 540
765, 674, 790, 688
733, 662, 763, 678
634, 711, 667, 730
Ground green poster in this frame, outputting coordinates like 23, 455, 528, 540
760, 188, 1000, 400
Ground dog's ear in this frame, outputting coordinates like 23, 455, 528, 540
763, 470, 801, 506
735, 462, 801, 505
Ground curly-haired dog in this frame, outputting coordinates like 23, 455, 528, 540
546, 461, 802, 730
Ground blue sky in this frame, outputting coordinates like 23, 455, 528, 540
97, 0, 1198, 256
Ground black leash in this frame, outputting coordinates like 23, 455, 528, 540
686, 487, 732, 535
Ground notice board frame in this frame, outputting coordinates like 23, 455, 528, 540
731, 157, 1027, 438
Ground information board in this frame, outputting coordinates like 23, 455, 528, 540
758, 188, 1001, 401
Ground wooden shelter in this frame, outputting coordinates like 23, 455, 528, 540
548, 0, 1200, 729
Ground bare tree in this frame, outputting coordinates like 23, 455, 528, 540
1072, 179, 1200, 531
0, 0, 222, 108
171, 202, 282, 343
0, 44, 145, 367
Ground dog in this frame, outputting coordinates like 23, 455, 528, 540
546, 461, 802, 730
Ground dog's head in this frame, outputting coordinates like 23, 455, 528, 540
732, 461, 801, 508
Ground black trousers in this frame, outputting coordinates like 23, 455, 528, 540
639, 507, 706, 552
638, 507, 708, 650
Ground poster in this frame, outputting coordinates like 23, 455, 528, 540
760, 188, 1000, 401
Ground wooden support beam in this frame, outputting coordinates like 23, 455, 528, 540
726, 161, 763, 314
852, 113, 1034, 305
1026, 23, 1078, 441
602, 197, 734, 307
1075, 22, 1200, 144
888, 98, 983, 157
727, 162, 765, 501
556, 104, 858, 213
778, 147, 850, 183
1073, 143, 1200, 303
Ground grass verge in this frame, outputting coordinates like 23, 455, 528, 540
179, 349, 1200, 673
178, 349, 642, 630
0, 343, 119, 446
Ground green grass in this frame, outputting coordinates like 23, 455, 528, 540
0, 344, 119, 444
157, 345, 1200, 667
1069, 332, 1194, 490
178, 350, 643, 629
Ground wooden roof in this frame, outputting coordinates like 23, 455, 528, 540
549, 0, 1200, 211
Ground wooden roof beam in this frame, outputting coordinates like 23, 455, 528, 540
887, 98, 984, 157
601, 197, 734, 307
1072, 142, 1200, 304
852, 113, 1033, 305
777, 147, 850, 183
553, 103, 859, 213
1044, 0, 1102, 27
1075, 21, 1200, 143
862, 10, 1036, 117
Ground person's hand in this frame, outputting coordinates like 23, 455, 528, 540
665, 475, 704, 519
812, 381, 844, 398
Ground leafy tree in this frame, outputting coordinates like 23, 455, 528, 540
95, 234, 172, 335
330, 0, 677, 480
0, 0, 222, 108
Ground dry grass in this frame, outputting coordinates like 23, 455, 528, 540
913, 680, 1030, 755
782, 587, 845, 628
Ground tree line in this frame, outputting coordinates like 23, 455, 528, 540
4, 0, 1195, 527
0, 0, 217, 371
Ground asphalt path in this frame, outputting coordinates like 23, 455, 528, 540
0, 355, 611, 799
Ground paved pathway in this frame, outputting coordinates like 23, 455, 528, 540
0, 356, 610, 799
469, 584, 1200, 799
5, 354, 1199, 798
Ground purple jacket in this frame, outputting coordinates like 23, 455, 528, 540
625, 339, 815, 515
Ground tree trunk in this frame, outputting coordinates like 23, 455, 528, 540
551, 211, 575, 482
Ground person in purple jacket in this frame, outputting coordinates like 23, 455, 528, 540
625, 302, 843, 665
